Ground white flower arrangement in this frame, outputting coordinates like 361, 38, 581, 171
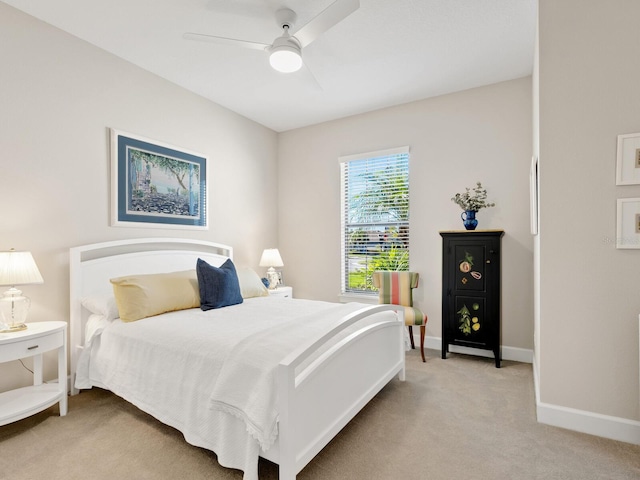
451, 182, 495, 211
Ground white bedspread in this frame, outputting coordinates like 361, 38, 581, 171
75, 297, 387, 480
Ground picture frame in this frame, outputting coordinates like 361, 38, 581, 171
110, 129, 208, 229
276, 271, 285, 287
616, 132, 640, 185
616, 198, 640, 249
530, 155, 539, 235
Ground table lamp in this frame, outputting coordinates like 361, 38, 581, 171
0, 249, 44, 333
259, 248, 283, 289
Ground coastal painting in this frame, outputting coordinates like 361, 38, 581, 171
110, 129, 207, 229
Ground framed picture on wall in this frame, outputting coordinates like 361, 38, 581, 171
110, 129, 208, 229
616, 132, 640, 185
616, 198, 640, 248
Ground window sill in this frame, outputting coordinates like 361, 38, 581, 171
338, 293, 378, 305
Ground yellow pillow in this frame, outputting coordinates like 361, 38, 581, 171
236, 266, 269, 299
110, 270, 200, 322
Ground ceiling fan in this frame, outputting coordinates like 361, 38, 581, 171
183, 0, 360, 73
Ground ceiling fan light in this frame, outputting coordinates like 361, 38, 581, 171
269, 45, 302, 73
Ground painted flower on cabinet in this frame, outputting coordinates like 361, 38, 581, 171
457, 303, 481, 335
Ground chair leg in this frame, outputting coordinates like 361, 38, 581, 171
420, 325, 426, 362
408, 326, 415, 349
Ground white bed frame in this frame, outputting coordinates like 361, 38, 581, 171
69, 237, 405, 480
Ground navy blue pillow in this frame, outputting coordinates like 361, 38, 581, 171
196, 258, 243, 310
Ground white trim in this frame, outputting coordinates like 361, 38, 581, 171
420, 336, 640, 445
536, 399, 640, 446
339, 145, 410, 164
423, 335, 533, 364
533, 349, 541, 404
533, 355, 640, 446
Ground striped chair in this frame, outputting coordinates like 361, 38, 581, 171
372, 271, 428, 362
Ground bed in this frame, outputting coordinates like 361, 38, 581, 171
69, 238, 405, 480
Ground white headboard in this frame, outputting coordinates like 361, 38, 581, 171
69, 237, 232, 393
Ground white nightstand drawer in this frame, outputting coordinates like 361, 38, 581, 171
0, 330, 63, 363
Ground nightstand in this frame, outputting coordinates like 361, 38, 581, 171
268, 286, 293, 299
0, 321, 68, 426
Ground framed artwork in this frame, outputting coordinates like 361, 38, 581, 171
530, 155, 539, 235
110, 129, 208, 229
616, 132, 640, 185
616, 198, 640, 249
276, 271, 285, 286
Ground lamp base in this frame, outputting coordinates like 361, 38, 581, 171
0, 323, 27, 333
266, 267, 280, 290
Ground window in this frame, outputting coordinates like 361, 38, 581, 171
340, 147, 410, 295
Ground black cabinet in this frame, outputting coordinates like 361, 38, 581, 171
440, 231, 504, 367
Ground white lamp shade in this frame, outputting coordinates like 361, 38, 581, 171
269, 46, 302, 73
259, 248, 284, 268
0, 250, 44, 286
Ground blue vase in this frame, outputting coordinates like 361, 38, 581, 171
461, 210, 478, 230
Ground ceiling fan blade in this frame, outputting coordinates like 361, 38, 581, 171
294, 0, 360, 48
183, 32, 269, 51
302, 63, 324, 92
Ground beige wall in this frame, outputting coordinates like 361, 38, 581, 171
0, 4, 278, 391
278, 77, 534, 351
538, 0, 640, 421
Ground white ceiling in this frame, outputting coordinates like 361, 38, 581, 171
4, 0, 537, 132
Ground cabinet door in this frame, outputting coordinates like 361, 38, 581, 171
452, 294, 489, 346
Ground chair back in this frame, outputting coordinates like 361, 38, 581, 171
372, 271, 419, 307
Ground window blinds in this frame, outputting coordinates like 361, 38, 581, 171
340, 147, 410, 294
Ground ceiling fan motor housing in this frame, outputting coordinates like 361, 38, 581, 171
275, 8, 297, 30
270, 33, 301, 52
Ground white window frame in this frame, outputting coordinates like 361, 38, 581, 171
339, 146, 410, 302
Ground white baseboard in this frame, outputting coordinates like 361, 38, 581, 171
536, 401, 640, 445
420, 335, 534, 364
532, 357, 640, 446
420, 335, 639, 445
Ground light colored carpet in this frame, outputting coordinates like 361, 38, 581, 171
1, 349, 639, 479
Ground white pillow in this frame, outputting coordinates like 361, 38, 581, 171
236, 267, 269, 298
81, 295, 120, 321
